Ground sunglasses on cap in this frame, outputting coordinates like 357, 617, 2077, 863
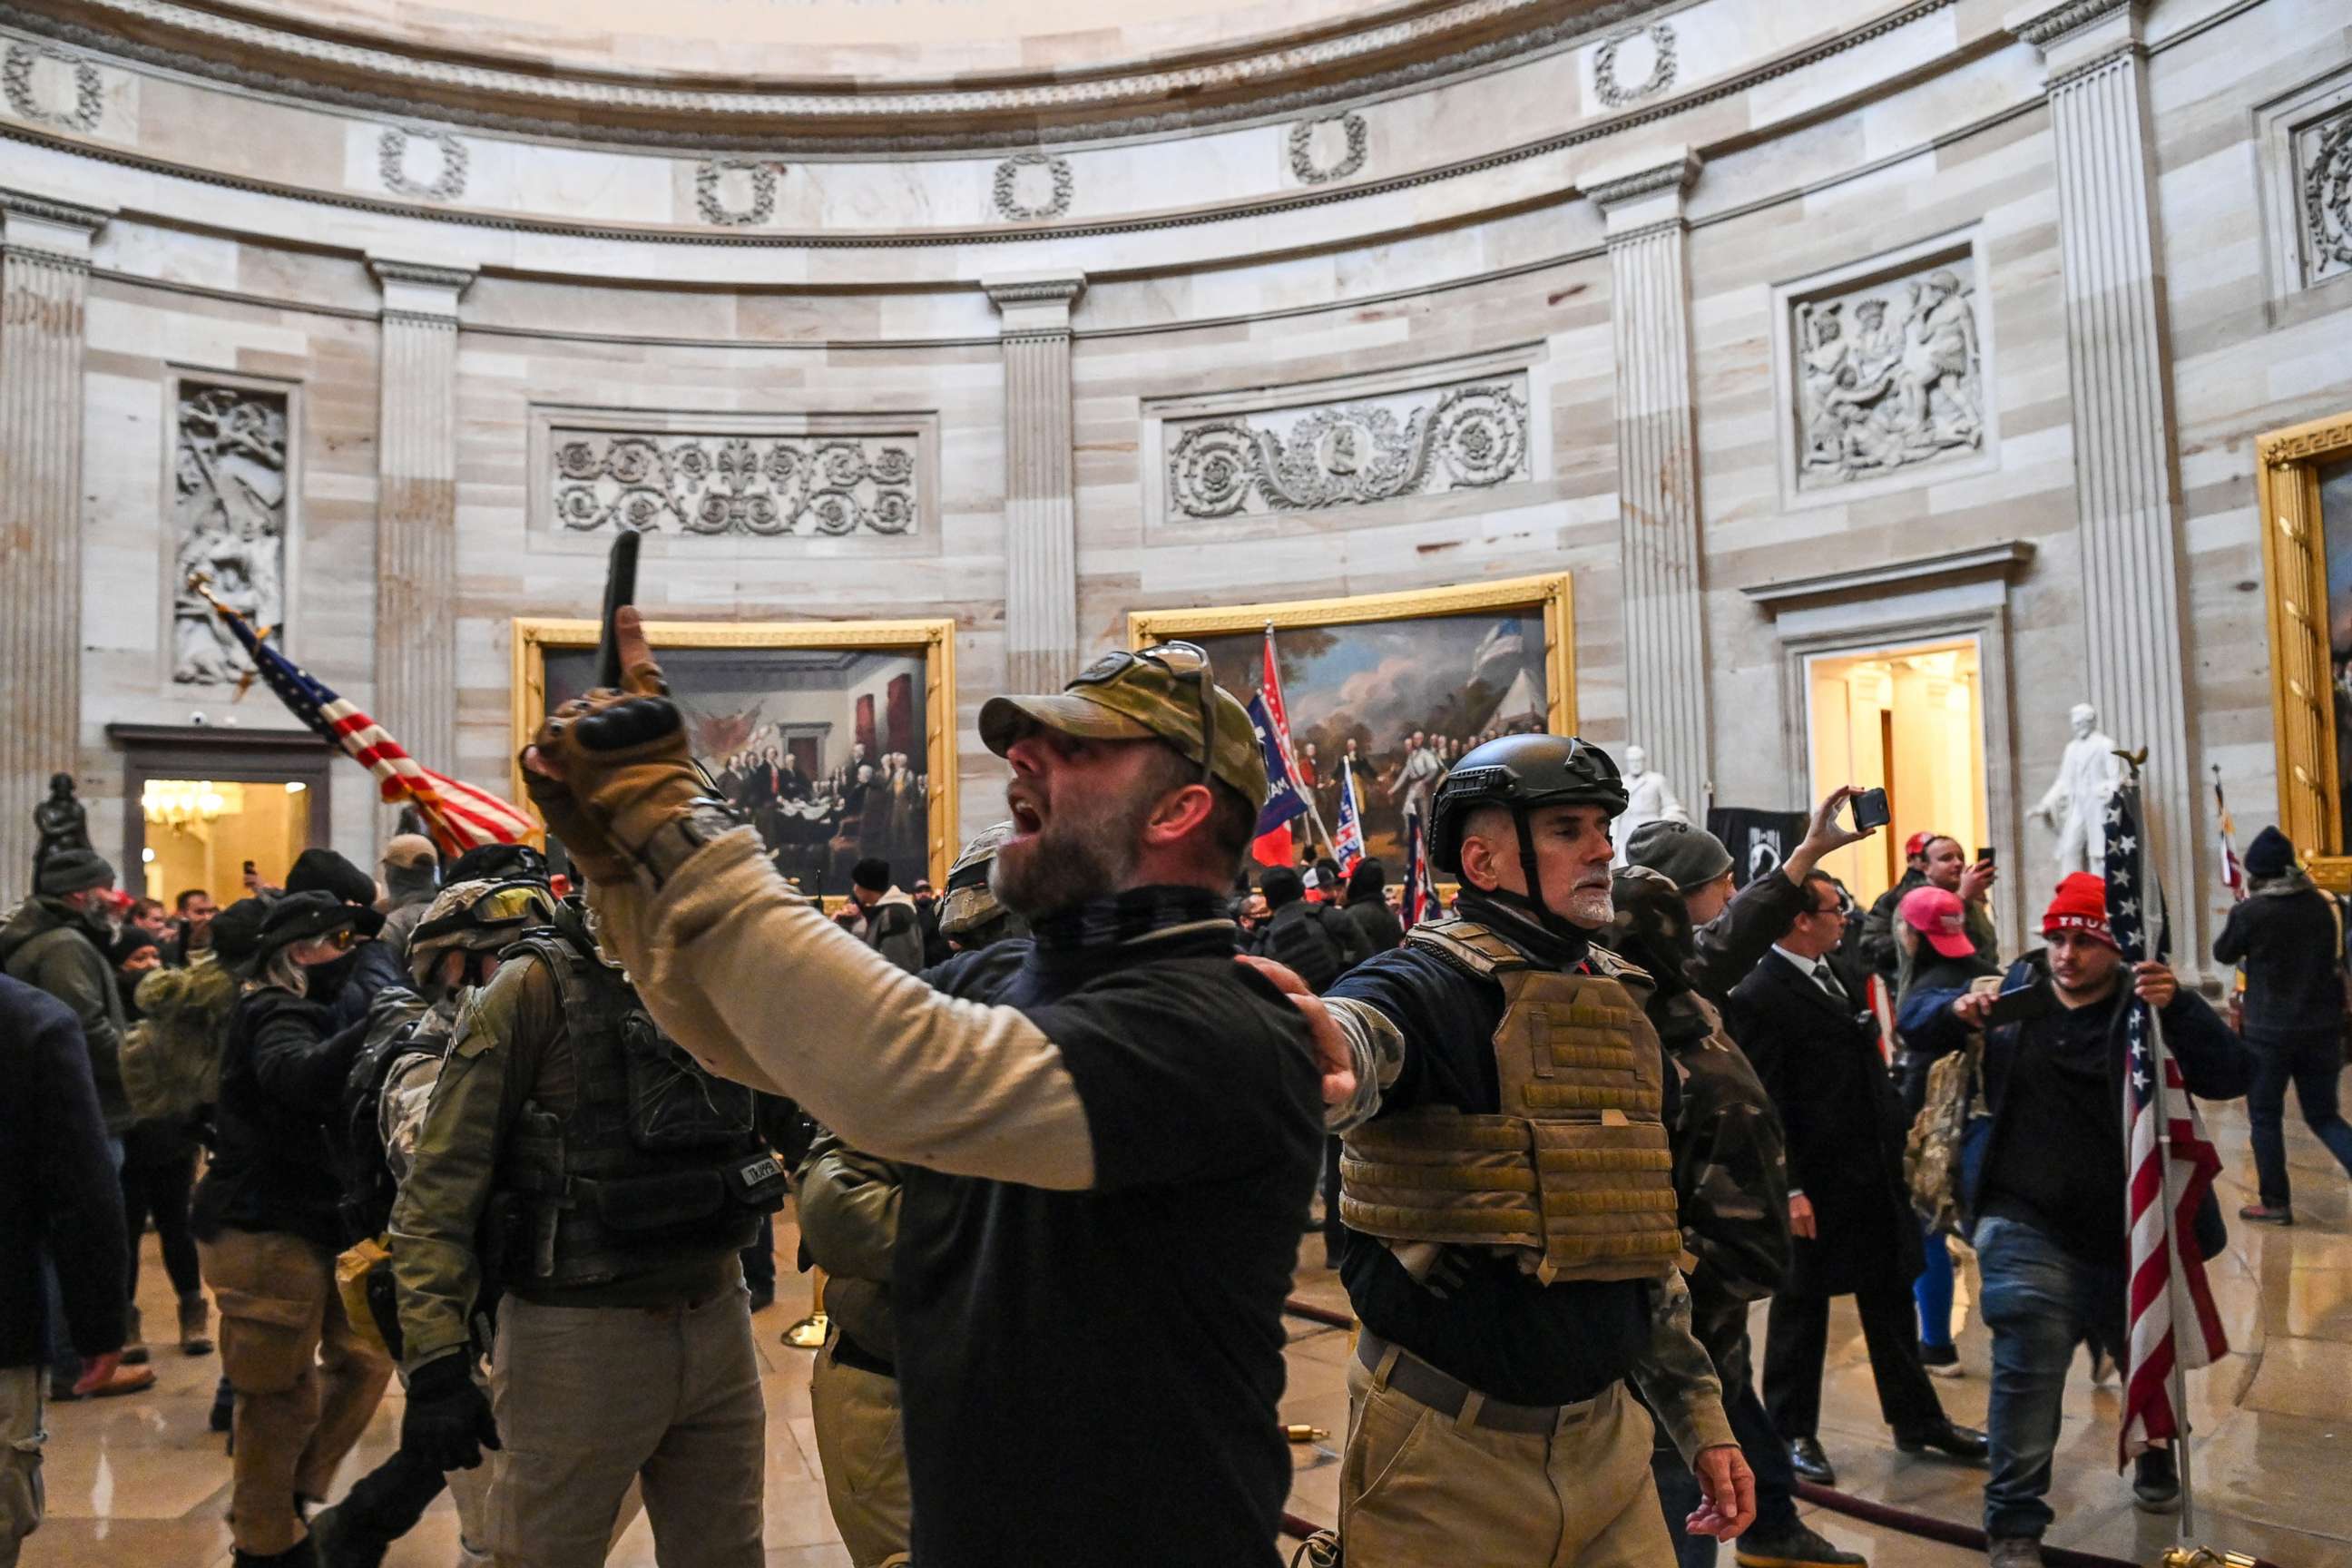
1067, 641, 1218, 786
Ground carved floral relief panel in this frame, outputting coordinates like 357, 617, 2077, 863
550, 428, 918, 536
1788, 250, 1985, 493
1163, 375, 1531, 519
2297, 103, 2352, 288
172, 382, 289, 687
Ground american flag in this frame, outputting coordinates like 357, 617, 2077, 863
1399, 812, 1434, 929
2109, 780, 2229, 1465
191, 580, 537, 858
1332, 758, 1366, 877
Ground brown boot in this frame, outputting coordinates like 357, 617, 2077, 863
180, 1293, 215, 1356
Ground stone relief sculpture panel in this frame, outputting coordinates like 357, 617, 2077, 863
172, 384, 289, 687
3, 43, 102, 132
552, 430, 917, 536
2299, 104, 2352, 287
379, 125, 469, 201
1165, 377, 1529, 518
1791, 253, 1984, 491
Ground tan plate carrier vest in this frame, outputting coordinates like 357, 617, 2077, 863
1338, 916, 1681, 1285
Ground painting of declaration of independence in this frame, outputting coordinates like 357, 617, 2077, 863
532, 631, 946, 898
1142, 578, 1568, 869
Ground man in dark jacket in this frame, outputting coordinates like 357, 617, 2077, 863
2213, 826, 2352, 1223
1342, 859, 1406, 955
1728, 871, 1983, 1489
3, 975, 135, 1565
1259, 864, 1371, 993
1903, 873, 2251, 1564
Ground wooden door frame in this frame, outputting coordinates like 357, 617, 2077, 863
106, 724, 336, 888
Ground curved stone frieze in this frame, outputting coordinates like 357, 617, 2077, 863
697, 158, 780, 226
0, 0, 1676, 152
2, 40, 99, 130
993, 152, 1073, 222
553, 431, 917, 536
2303, 109, 2352, 284
1289, 113, 1368, 183
378, 124, 467, 201
1592, 23, 1674, 108
1166, 379, 1528, 518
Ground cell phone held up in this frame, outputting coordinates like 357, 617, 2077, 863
1848, 787, 1891, 832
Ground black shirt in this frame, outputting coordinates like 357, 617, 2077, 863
1977, 998, 2129, 1271
1326, 893, 1650, 1406
2213, 886, 2344, 1038
894, 889, 1324, 1568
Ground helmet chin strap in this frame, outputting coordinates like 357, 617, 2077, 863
1496, 807, 1592, 943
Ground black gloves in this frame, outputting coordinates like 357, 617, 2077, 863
400, 1353, 499, 1472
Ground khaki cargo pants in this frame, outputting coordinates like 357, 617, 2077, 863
0, 1366, 43, 1568
1340, 1344, 1674, 1568
487, 1289, 763, 1568
199, 1229, 394, 1556
808, 1327, 913, 1568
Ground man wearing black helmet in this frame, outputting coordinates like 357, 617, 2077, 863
1312, 732, 1753, 1567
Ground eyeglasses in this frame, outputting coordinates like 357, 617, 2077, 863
321, 926, 358, 952
1069, 641, 1218, 785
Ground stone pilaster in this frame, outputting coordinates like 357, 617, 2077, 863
0, 193, 107, 892
368, 259, 473, 806
1589, 152, 1710, 794
2016, 0, 2198, 950
984, 273, 1086, 695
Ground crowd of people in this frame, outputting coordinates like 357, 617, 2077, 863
3, 630, 2339, 1568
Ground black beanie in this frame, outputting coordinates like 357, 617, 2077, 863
2242, 825, 2295, 879
852, 858, 893, 894
36, 848, 116, 897
1259, 866, 1304, 907
1346, 859, 1387, 902
208, 898, 271, 977
284, 848, 386, 936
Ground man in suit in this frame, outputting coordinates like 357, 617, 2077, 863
1726, 870, 1984, 1486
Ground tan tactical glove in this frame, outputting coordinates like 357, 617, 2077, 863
521, 611, 704, 885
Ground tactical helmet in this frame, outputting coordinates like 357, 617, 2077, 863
406, 877, 556, 990
1427, 733, 1629, 875
939, 822, 1022, 945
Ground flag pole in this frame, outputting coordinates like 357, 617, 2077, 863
2126, 756, 2199, 1546
1263, 622, 1340, 863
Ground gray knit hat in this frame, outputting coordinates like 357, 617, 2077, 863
1623, 819, 1734, 892
36, 848, 116, 897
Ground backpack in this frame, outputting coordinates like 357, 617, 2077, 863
118, 956, 240, 1124
336, 986, 436, 1246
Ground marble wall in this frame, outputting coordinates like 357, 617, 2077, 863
2, 0, 2347, 972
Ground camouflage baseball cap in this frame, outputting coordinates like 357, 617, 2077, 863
978, 644, 1270, 807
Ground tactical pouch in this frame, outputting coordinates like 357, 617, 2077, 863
585, 1169, 727, 1231
726, 1151, 789, 1214
621, 1010, 757, 1152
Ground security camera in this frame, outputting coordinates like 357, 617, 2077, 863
190, 711, 207, 726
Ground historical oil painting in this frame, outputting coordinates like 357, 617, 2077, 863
513, 618, 956, 896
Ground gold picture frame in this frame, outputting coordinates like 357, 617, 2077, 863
1131, 573, 1574, 874
2257, 410, 2352, 892
1128, 573, 1577, 735
510, 616, 959, 891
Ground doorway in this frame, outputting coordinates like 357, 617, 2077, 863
1803, 637, 1988, 909
109, 724, 335, 908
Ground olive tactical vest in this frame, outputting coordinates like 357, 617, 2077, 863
1338, 916, 1681, 1285
489, 933, 786, 1291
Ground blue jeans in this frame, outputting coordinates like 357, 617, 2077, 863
2246, 1028, 2352, 1208
1915, 1219, 1955, 1349
1974, 1214, 2125, 1541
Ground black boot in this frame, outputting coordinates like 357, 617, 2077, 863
308, 1504, 392, 1568
231, 1538, 320, 1567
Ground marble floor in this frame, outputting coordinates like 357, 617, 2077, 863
26, 1091, 2352, 1567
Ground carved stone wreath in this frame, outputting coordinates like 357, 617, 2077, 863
3, 43, 102, 132
1167, 382, 1527, 518
553, 433, 916, 536
2304, 110, 2352, 279
1592, 23, 1677, 109
1289, 113, 1368, 184
696, 158, 779, 227
378, 125, 468, 202
992, 152, 1073, 222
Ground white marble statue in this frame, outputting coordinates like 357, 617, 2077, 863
1612, 743, 1690, 866
2031, 702, 2125, 877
